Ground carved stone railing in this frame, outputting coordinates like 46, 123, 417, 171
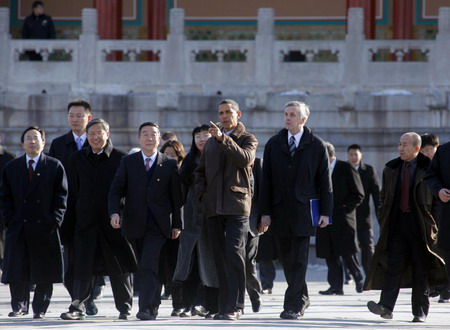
2, 7, 450, 93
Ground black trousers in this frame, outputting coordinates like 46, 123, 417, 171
10, 282, 53, 314
245, 232, 262, 303
63, 241, 75, 300
135, 224, 167, 313
325, 253, 363, 291
208, 215, 247, 314
356, 223, 375, 275
276, 236, 310, 313
380, 212, 431, 317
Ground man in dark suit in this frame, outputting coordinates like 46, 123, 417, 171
347, 144, 380, 275
48, 100, 96, 310
366, 132, 447, 323
0, 138, 15, 275
0, 126, 67, 319
260, 101, 333, 320
109, 122, 182, 321
195, 99, 258, 321
245, 157, 263, 313
426, 137, 450, 304
60, 119, 137, 320
317, 142, 365, 295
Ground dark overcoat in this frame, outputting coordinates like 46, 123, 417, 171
0, 147, 15, 261
109, 151, 183, 239
48, 131, 89, 244
260, 127, 333, 237
69, 142, 137, 279
356, 162, 380, 230
173, 152, 218, 287
365, 153, 447, 290
316, 159, 364, 258
425, 141, 450, 250
0, 153, 67, 283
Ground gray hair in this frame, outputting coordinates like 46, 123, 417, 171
86, 118, 110, 133
284, 101, 310, 119
324, 141, 335, 157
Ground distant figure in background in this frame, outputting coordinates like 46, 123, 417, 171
420, 133, 449, 303
161, 131, 178, 148
22, 1, 55, 61
317, 142, 365, 296
0, 137, 16, 276
347, 144, 380, 276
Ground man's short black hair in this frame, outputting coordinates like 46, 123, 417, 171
86, 118, 110, 133
21, 126, 45, 143
138, 122, 160, 135
347, 144, 362, 152
219, 99, 240, 112
67, 100, 92, 114
32, 1, 44, 9
161, 131, 178, 141
420, 133, 439, 148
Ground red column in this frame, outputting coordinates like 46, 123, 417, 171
346, 0, 376, 39
393, 0, 413, 39
148, 0, 167, 61
94, 0, 122, 60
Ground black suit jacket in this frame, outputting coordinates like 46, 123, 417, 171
316, 159, 364, 258
48, 131, 89, 244
355, 162, 380, 229
0, 147, 15, 245
425, 142, 450, 249
0, 153, 67, 283
260, 127, 333, 237
249, 158, 262, 237
109, 151, 183, 239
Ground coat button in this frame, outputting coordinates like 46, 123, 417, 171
23, 219, 27, 222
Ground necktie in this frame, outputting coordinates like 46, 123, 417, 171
28, 159, 34, 181
145, 157, 152, 171
76, 137, 83, 150
289, 136, 296, 157
400, 162, 410, 212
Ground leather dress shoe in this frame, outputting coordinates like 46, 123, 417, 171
299, 297, 310, 316
412, 315, 426, 323
160, 292, 172, 300
222, 312, 238, 321
280, 310, 299, 319
8, 310, 28, 317
367, 301, 393, 319
194, 305, 208, 317
93, 285, 104, 300
438, 298, 450, 303
85, 300, 98, 316
356, 280, 364, 293
251, 299, 261, 313
171, 308, 182, 316
213, 313, 224, 320
319, 287, 344, 295
118, 312, 130, 320
261, 288, 272, 294
204, 312, 215, 319
60, 310, 86, 320
33, 313, 45, 319
136, 310, 156, 320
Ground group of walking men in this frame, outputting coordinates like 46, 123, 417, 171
0, 98, 449, 323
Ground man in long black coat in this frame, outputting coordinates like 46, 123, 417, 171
60, 119, 137, 320
425, 140, 450, 298
0, 140, 15, 274
0, 126, 67, 319
317, 142, 365, 295
260, 101, 333, 320
109, 122, 182, 321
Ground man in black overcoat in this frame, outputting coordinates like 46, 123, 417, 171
109, 122, 182, 321
260, 101, 333, 319
0, 126, 67, 319
60, 119, 137, 321
317, 142, 365, 295
347, 144, 380, 275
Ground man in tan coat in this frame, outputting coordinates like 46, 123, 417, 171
365, 132, 447, 323
195, 99, 258, 320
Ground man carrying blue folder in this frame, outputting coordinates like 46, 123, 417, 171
260, 101, 333, 320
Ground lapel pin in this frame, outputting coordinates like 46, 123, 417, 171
37, 173, 40, 176
157, 178, 160, 181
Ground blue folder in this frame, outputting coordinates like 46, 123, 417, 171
310, 199, 332, 226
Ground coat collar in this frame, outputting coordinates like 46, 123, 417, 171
224, 122, 247, 139
385, 152, 430, 170
276, 126, 315, 155
85, 140, 114, 158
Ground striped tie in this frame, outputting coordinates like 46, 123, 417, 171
289, 136, 296, 157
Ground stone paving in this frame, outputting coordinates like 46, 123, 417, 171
0, 264, 449, 329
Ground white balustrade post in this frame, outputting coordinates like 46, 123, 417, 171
0, 7, 11, 91
162, 8, 185, 87
342, 7, 365, 87
77, 8, 98, 90
432, 7, 450, 86
255, 8, 274, 87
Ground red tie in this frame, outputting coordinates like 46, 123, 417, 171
28, 159, 34, 182
400, 162, 410, 213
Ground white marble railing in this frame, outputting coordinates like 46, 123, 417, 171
1, 7, 450, 93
